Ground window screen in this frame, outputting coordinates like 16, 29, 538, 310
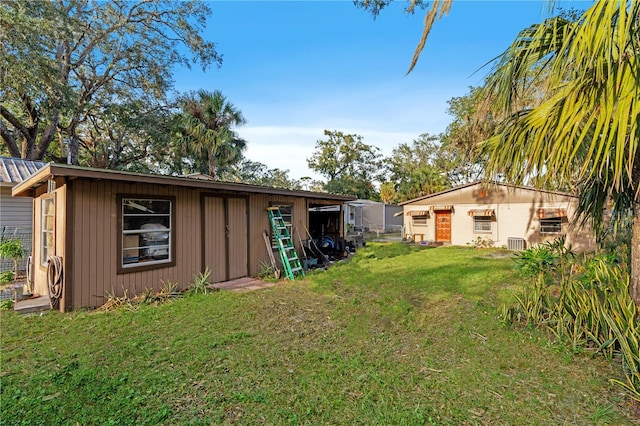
121, 198, 173, 268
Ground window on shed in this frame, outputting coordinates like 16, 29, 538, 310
41, 197, 55, 265
269, 203, 293, 246
473, 216, 492, 232
540, 217, 562, 235
120, 197, 175, 271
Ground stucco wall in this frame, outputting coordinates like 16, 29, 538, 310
402, 184, 596, 251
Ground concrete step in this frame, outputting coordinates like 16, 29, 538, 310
14, 295, 51, 314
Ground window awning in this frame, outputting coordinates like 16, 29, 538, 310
468, 209, 495, 217
393, 211, 404, 217
537, 208, 567, 219
406, 210, 429, 217
430, 205, 453, 211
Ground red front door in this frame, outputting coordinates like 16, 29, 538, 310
435, 211, 451, 242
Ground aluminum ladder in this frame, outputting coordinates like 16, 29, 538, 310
266, 207, 304, 280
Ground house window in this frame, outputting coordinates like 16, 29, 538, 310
540, 217, 562, 234
412, 215, 428, 226
120, 197, 174, 270
473, 216, 492, 232
41, 197, 55, 265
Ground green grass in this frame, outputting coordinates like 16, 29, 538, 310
1, 244, 636, 425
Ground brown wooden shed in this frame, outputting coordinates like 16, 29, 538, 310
12, 164, 353, 311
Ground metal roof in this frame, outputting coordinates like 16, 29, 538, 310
0, 156, 46, 185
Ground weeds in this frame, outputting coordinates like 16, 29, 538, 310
99, 289, 136, 312
185, 268, 212, 295
256, 260, 276, 280
0, 298, 14, 310
467, 236, 494, 248
504, 239, 640, 401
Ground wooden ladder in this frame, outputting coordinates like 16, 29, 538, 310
266, 207, 304, 280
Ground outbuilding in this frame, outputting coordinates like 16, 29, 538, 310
0, 156, 45, 273
400, 181, 597, 251
12, 164, 353, 311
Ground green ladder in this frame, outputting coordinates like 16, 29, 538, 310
267, 207, 304, 280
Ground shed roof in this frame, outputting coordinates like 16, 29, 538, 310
12, 163, 355, 202
0, 157, 46, 186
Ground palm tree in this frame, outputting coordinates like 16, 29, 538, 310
173, 90, 247, 177
480, 1, 639, 303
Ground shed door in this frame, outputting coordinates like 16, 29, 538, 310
227, 197, 248, 280
435, 211, 451, 242
204, 197, 227, 282
203, 196, 248, 282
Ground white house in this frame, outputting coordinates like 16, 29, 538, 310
399, 181, 597, 251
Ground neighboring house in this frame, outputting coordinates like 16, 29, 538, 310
345, 200, 403, 232
0, 157, 46, 273
13, 164, 353, 311
400, 181, 597, 251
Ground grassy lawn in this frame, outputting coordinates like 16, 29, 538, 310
1, 244, 636, 425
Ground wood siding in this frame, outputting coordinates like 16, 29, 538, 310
66, 180, 201, 309
26, 177, 347, 311
247, 194, 308, 276
202, 196, 249, 282
203, 196, 226, 282
227, 197, 248, 280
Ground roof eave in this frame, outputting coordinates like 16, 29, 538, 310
11, 164, 355, 201
399, 180, 578, 205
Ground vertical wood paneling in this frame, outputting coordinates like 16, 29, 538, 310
204, 196, 226, 282
227, 197, 248, 279
35, 176, 345, 309
245, 194, 308, 276
182, 190, 201, 284
247, 194, 269, 276
95, 181, 105, 301
80, 182, 90, 305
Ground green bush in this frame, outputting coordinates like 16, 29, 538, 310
0, 270, 14, 284
0, 238, 25, 280
504, 242, 639, 401
185, 267, 212, 295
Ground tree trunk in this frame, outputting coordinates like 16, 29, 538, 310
631, 200, 640, 305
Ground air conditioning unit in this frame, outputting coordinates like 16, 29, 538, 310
507, 237, 526, 251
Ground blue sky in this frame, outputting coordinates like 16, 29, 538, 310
174, 1, 589, 180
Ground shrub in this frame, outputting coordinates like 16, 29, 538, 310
185, 268, 212, 296
0, 239, 25, 281
503, 242, 639, 401
0, 270, 14, 285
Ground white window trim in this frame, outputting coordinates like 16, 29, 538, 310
473, 216, 492, 233
41, 197, 55, 266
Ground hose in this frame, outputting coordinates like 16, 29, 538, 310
47, 256, 63, 309
26, 254, 33, 294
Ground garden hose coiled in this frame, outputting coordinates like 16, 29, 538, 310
47, 256, 63, 309
26, 255, 33, 293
